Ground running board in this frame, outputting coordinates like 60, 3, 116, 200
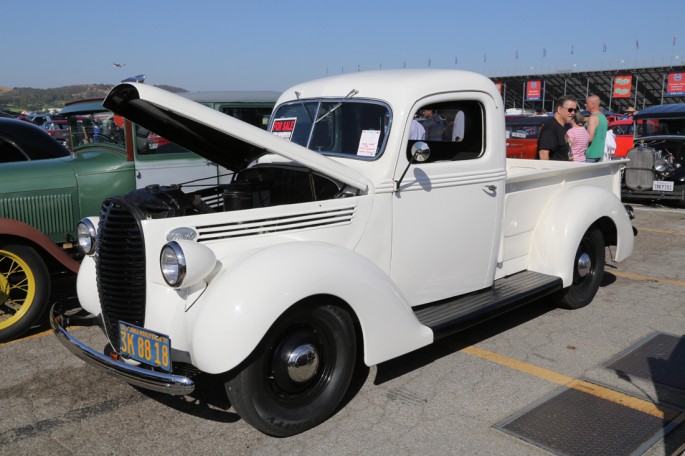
413, 270, 562, 340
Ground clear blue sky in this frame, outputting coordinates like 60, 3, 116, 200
4, 0, 684, 92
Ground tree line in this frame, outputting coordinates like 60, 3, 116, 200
0, 84, 186, 113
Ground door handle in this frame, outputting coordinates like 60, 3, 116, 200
485, 184, 497, 192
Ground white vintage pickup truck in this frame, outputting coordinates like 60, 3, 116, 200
52, 70, 635, 437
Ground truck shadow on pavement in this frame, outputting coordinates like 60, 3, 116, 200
136, 374, 241, 424
374, 297, 560, 385
122, 271, 624, 426
374, 267, 620, 386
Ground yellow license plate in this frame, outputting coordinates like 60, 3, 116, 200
119, 322, 171, 371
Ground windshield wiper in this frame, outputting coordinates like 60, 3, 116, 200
314, 89, 359, 124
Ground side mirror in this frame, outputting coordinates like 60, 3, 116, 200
395, 141, 431, 192
410, 141, 431, 163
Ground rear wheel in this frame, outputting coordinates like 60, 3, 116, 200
557, 228, 605, 310
225, 303, 357, 437
0, 245, 51, 342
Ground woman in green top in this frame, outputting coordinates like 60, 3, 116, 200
584, 95, 607, 162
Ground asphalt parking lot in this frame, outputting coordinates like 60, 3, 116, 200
1, 205, 685, 456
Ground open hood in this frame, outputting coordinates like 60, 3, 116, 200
103, 83, 369, 191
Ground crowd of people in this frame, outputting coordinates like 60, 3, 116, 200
537, 95, 636, 162
410, 107, 465, 142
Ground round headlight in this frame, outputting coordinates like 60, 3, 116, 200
160, 242, 186, 287
77, 218, 97, 255
654, 158, 668, 172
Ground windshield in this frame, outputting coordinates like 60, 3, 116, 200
270, 100, 391, 159
134, 124, 193, 156
68, 113, 127, 150
637, 118, 685, 137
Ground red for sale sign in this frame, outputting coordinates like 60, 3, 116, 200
271, 117, 297, 140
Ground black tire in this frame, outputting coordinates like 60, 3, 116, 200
557, 228, 605, 310
673, 183, 685, 209
0, 244, 51, 342
225, 303, 357, 437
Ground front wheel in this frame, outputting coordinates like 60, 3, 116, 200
672, 183, 685, 209
556, 228, 605, 310
225, 303, 357, 437
0, 244, 51, 342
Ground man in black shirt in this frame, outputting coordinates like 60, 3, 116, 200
537, 95, 577, 160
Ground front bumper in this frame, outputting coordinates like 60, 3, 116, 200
50, 300, 195, 396
622, 187, 685, 202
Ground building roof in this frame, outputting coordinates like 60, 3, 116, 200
493, 65, 685, 112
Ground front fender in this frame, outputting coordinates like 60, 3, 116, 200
189, 242, 433, 374
0, 218, 79, 273
670, 165, 685, 184
529, 186, 634, 287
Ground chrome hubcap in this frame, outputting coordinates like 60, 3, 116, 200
577, 252, 591, 278
286, 343, 319, 383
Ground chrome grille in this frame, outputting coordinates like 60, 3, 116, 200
625, 147, 656, 190
96, 197, 146, 346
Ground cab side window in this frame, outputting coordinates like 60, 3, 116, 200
408, 100, 484, 163
0, 138, 28, 162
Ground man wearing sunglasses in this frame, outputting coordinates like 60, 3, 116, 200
537, 95, 577, 160
584, 94, 607, 163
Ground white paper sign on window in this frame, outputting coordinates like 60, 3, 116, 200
357, 130, 380, 157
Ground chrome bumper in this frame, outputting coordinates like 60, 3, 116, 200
50, 300, 194, 396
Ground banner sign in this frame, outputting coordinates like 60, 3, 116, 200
526, 80, 541, 101
613, 75, 632, 98
667, 72, 685, 96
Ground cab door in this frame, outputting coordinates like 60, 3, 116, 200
390, 96, 506, 306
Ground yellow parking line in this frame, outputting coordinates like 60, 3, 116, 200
612, 270, 685, 288
454, 344, 679, 421
635, 227, 685, 237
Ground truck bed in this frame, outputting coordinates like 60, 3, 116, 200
497, 158, 628, 279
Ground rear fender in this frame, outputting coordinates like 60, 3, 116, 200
529, 186, 634, 287
189, 242, 433, 374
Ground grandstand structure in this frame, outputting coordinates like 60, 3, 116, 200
493, 64, 685, 114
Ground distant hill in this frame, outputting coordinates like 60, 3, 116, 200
0, 84, 187, 113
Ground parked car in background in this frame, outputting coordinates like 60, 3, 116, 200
43, 119, 69, 148
505, 115, 547, 159
609, 119, 635, 158
0, 92, 278, 342
181, 90, 279, 130
622, 103, 685, 207
0, 117, 69, 163
28, 113, 62, 127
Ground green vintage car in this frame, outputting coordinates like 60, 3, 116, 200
0, 91, 278, 341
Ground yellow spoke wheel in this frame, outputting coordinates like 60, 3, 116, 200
0, 245, 50, 342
